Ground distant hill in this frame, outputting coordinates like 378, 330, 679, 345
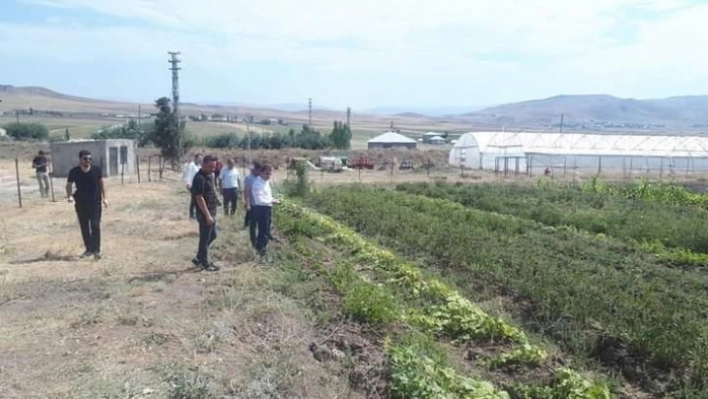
461, 94, 708, 128
0, 85, 351, 121
4, 84, 708, 130
367, 105, 491, 116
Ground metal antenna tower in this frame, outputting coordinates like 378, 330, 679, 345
168, 51, 182, 157
308, 97, 312, 126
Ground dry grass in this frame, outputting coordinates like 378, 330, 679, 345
0, 167, 363, 399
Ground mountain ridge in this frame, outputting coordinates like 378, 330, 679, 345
2, 85, 708, 128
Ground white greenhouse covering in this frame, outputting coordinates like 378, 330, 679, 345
449, 132, 708, 176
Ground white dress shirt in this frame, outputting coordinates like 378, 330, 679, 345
182, 161, 200, 187
219, 167, 240, 189
251, 176, 274, 206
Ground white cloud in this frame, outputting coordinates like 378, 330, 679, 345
8, 0, 708, 103
20, 0, 687, 53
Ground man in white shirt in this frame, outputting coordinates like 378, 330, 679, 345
243, 162, 261, 244
182, 154, 202, 219
250, 163, 279, 257
218, 158, 240, 216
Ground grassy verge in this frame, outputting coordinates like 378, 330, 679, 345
302, 185, 708, 396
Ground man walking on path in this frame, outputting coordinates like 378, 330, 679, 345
218, 158, 240, 216
182, 154, 202, 219
66, 150, 107, 260
250, 163, 279, 258
191, 155, 220, 272
32, 150, 50, 198
243, 162, 261, 246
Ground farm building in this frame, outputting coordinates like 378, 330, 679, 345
367, 132, 417, 150
427, 136, 446, 145
449, 131, 708, 175
422, 132, 443, 144
51, 139, 136, 178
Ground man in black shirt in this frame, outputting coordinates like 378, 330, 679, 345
32, 150, 50, 198
191, 155, 220, 272
66, 150, 107, 260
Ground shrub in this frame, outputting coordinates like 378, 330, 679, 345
205, 133, 240, 149
4, 122, 49, 141
282, 161, 310, 197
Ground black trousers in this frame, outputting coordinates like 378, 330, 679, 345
222, 188, 238, 216
252, 205, 272, 254
196, 217, 217, 264
76, 203, 101, 253
247, 209, 258, 248
189, 197, 196, 218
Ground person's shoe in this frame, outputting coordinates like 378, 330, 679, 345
191, 257, 201, 267
93, 252, 102, 260
201, 262, 220, 272
80, 250, 93, 258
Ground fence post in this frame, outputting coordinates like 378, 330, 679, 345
15, 158, 22, 208
598, 156, 603, 176
48, 160, 56, 202
158, 156, 163, 180
121, 163, 125, 185
136, 155, 141, 184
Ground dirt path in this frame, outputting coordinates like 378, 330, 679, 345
0, 173, 359, 399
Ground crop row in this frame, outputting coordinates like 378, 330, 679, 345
396, 181, 708, 257
301, 186, 708, 395
579, 177, 708, 207
275, 200, 610, 398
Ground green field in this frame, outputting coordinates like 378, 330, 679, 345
295, 182, 708, 397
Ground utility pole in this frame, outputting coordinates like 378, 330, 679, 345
559, 113, 565, 133
308, 97, 312, 126
346, 107, 351, 126
168, 51, 182, 160
138, 104, 142, 128
246, 116, 251, 165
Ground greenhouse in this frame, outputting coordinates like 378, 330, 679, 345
449, 131, 708, 176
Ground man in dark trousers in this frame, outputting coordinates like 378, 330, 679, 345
191, 155, 220, 272
243, 161, 261, 246
250, 163, 279, 259
32, 150, 50, 197
218, 158, 240, 216
66, 150, 107, 260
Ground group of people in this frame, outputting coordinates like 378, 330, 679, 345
61, 149, 277, 270
183, 154, 278, 272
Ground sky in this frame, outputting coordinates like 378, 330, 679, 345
1, 0, 707, 110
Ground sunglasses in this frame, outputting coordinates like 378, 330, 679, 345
82, 157, 92, 161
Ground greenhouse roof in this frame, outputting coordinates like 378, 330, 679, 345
453, 132, 708, 158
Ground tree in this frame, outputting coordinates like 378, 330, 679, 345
329, 120, 352, 150
4, 122, 49, 141
144, 97, 186, 166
